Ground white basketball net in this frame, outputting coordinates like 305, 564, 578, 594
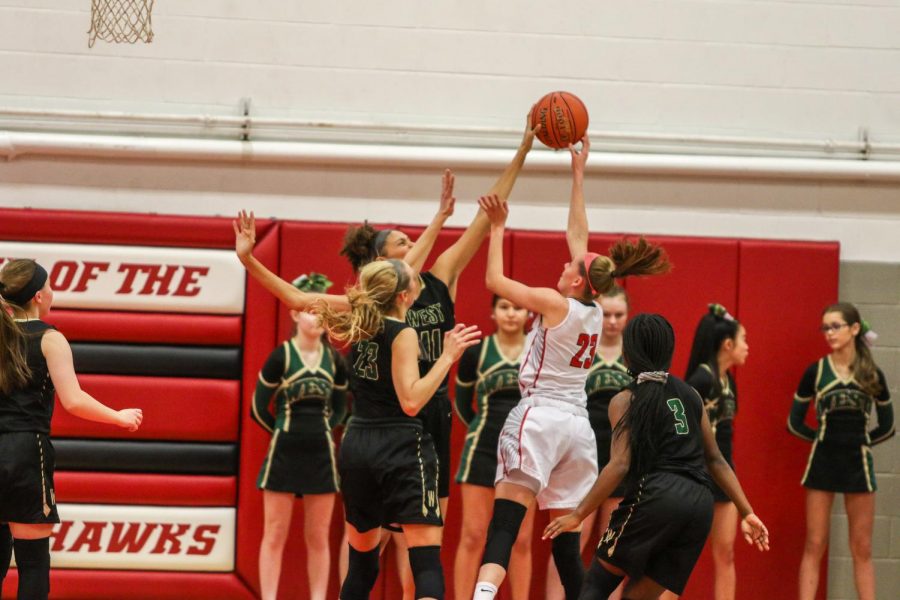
88, 0, 155, 47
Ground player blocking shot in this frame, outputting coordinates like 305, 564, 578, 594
471, 136, 671, 600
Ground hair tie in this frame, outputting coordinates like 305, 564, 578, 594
636, 371, 668, 385
292, 272, 334, 294
708, 303, 735, 322
860, 319, 878, 347
373, 229, 393, 256
582, 252, 602, 296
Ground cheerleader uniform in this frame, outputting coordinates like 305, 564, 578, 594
252, 338, 348, 495
687, 364, 737, 503
454, 335, 522, 488
586, 354, 633, 498
788, 356, 894, 493
0, 320, 60, 525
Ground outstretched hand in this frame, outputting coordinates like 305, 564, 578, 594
442, 324, 482, 362
522, 110, 541, 153
478, 194, 508, 228
569, 134, 590, 174
117, 408, 143, 432
542, 512, 582, 540
439, 169, 456, 219
741, 513, 770, 552
233, 210, 256, 260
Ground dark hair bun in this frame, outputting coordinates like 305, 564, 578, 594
340, 223, 379, 273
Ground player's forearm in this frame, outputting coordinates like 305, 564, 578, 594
484, 226, 507, 291
454, 384, 476, 425
566, 171, 589, 259
572, 460, 628, 522
239, 252, 309, 311
60, 390, 122, 427
250, 386, 276, 433
487, 141, 530, 201
400, 355, 455, 416
406, 212, 450, 273
787, 399, 817, 441
869, 402, 895, 445
707, 456, 754, 518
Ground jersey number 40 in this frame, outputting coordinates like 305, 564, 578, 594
569, 333, 598, 369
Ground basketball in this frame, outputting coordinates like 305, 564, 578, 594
529, 91, 589, 149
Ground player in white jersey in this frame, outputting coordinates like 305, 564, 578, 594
472, 136, 671, 600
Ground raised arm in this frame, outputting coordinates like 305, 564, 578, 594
392, 324, 481, 416
566, 135, 590, 261
543, 390, 631, 539
403, 169, 456, 273
479, 195, 569, 325
429, 120, 540, 298
43, 331, 142, 431
699, 402, 770, 551
234, 210, 350, 312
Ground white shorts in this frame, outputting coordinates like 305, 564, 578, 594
495, 399, 598, 510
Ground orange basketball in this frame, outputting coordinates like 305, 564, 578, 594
529, 91, 589, 149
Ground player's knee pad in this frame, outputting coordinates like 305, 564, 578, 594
408, 545, 444, 600
551, 532, 584, 600
481, 499, 527, 570
340, 545, 380, 600
579, 558, 624, 600
0, 524, 12, 580
13, 537, 50, 600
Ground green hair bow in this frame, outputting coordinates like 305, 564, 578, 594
292, 272, 334, 294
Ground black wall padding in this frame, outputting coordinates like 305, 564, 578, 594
53, 440, 237, 475
71, 343, 241, 379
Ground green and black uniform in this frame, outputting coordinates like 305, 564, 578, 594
594, 376, 713, 597
788, 357, 894, 493
586, 353, 633, 498
0, 320, 59, 525
687, 364, 737, 503
340, 317, 442, 532
454, 335, 521, 488
252, 338, 348, 496
407, 271, 456, 498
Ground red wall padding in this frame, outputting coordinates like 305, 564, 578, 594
44, 311, 243, 346
51, 375, 240, 442
2, 571, 254, 600
54, 472, 236, 506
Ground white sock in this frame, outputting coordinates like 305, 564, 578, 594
472, 581, 498, 600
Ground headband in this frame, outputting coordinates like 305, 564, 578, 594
636, 371, 668, 385
1, 263, 49, 306
374, 229, 393, 256
583, 252, 602, 296
708, 303, 736, 322
292, 272, 334, 294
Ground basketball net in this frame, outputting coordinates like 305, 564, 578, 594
88, 0, 155, 47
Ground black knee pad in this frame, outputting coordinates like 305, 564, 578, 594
552, 532, 584, 600
13, 537, 50, 600
408, 545, 444, 599
579, 558, 624, 600
0, 524, 12, 580
340, 545, 380, 600
481, 499, 527, 570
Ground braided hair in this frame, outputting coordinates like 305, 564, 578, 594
613, 313, 676, 485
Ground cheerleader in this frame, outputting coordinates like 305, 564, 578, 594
544, 314, 768, 600
788, 303, 894, 600
453, 295, 535, 600
546, 286, 632, 600
0, 259, 142, 600
252, 273, 348, 600
471, 135, 671, 600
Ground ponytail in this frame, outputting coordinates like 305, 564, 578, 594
0, 259, 39, 394
824, 302, 882, 397
684, 303, 740, 395
584, 237, 670, 298
340, 223, 395, 273
316, 259, 411, 344
613, 313, 676, 484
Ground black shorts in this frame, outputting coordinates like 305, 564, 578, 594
802, 440, 877, 493
257, 429, 339, 496
597, 472, 713, 595
419, 391, 452, 498
0, 432, 60, 524
340, 418, 442, 533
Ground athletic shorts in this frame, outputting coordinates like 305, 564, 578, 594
0, 432, 60, 524
495, 399, 598, 510
802, 440, 877, 493
597, 471, 713, 595
340, 418, 442, 532
419, 391, 452, 498
257, 429, 340, 496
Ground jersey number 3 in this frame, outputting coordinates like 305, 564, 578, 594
666, 398, 689, 435
569, 333, 598, 369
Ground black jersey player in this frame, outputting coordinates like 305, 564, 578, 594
544, 314, 768, 600
0, 260, 142, 600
